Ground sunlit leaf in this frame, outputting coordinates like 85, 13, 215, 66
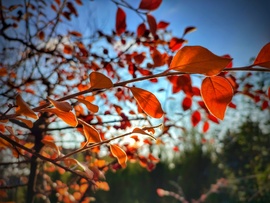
201, 76, 233, 120
69, 30, 82, 37
47, 97, 72, 112
76, 98, 99, 113
147, 14, 157, 36
110, 144, 127, 168
170, 46, 232, 76
203, 121, 210, 133
41, 108, 78, 127
15, 117, 33, 128
253, 42, 270, 68
139, 0, 162, 10
132, 128, 156, 140
183, 26, 196, 36
16, 94, 38, 119
64, 158, 94, 179
42, 139, 61, 157
191, 110, 201, 127
169, 37, 186, 52
157, 21, 169, 29
116, 7, 126, 36
129, 87, 164, 118
78, 119, 102, 143
63, 44, 73, 54
89, 71, 113, 90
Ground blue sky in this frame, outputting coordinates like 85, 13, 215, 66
81, 0, 270, 67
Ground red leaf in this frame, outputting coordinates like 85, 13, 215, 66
169, 37, 186, 52
129, 87, 164, 118
203, 121, 210, 133
208, 114, 219, 124
116, 7, 126, 36
63, 44, 73, 54
139, 0, 162, 10
201, 76, 233, 120
228, 102, 237, 109
147, 14, 157, 37
268, 87, 270, 99
191, 110, 201, 127
168, 75, 192, 95
170, 46, 232, 76
254, 42, 270, 68
137, 23, 146, 37
262, 100, 269, 110
157, 21, 169, 29
182, 97, 192, 111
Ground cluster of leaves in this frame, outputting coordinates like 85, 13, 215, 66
0, 0, 269, 202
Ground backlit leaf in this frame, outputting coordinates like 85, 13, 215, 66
64, 158, 94, 179
116, 7, 126, 36
78, 119, 102, 143
15, 117, 33, 128
137, 23, 146, 37
157, 21, 169, 29
203, 121, 209, 133
41, 108, 78, 127
129, 87, 164, 118
89, 71, 113, 90
139, 0, 162, 10
147, 14, 157, 36
63, 44, 73, 54
16, 94, 38, 119
253, 42, 270, 68
47, 97, 72, 112
169, 37, 186, 52
110, 144, 127, 168
42, 139, 61, 157
76, 98, 99, 113
132, 128, 156, 140
170, 46, 232, 76
191, 110, 201, 127
201, 76, 233, 120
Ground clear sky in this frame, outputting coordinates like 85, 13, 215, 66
81, 0, 270, 67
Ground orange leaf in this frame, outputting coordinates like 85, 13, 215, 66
42, 139, 61, 157
89, 71, 113, 90
201, 76, 233, 120
253, 42, 270, 68
76, 98, 99, 113
110, 144, 127, 168
116, 7, 126, 36
139, 0, 162, 10
191, 110, 201, 127
69, 30, 82, 37
147, 14, 157, 36
41, 108, 78, 127
129, 87, 164, 118
132, 127, 156, 140
15, 117, 33, 128
63, 44, 73, 54
170, 46, 232, 76
169, 37, 186, 52
47, 97, 72, 112
0, 67, 7, 76
16, 94, 38, 119
78, 119, 102, 143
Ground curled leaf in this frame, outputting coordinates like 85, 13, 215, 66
110, 144, 127, 168
89, 71, 113, 90
170, 46, 232, 76
15, 117, 33, 128
16, 94, 38, 119
253, 42, 270, 68
132, 127, 156, 140
41, 108, 78, 127
201, 76, 233, 120
47, 97, 72, 112
129, 87, 164, 118
78, 119, 102, 143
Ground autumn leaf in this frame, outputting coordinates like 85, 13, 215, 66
16, 94, 38, 119
253, 42, 270, 68
64, 158, 94, 179
191, 110, 201, 127
137, 23, 146, 37
170, 46, 232, 76
139, 0, 162, 10
78, 119, 102, 143
132, 127, 156, 140
182, 96, 192, 111
183, 26, 196, 36
129, 87, 164, 118
68, 30, 82, 37
201, 76, 233, 120
42, 139, 61, 158
47, 97, 72, 112
89, 71, 113, 90
15, 117, 33, 128
147, 14, 157, 36
63, 44, 73, 54
76, 98, 99, 113
203, 121, 210, 133
157, 21, 169, 29
41, 108, 78, 127
110, 144, 127, 168
116, 7, 126, 36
